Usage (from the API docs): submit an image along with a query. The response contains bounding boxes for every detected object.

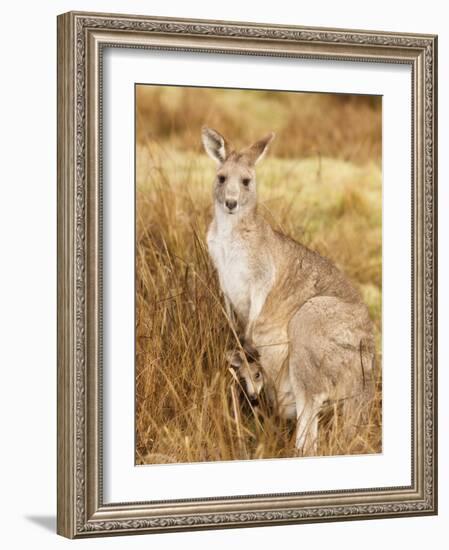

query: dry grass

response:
[135,86,382,465]
[136,85,382,165]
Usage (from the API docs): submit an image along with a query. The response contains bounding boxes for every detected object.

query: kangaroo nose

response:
[225,200,237,211]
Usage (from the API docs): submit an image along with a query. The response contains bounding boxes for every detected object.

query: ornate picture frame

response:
[57,11,437,538]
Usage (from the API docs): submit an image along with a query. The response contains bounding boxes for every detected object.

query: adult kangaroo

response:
[202,127,376,454]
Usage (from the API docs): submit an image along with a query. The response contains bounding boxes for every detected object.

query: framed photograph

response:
[57,11,438,538]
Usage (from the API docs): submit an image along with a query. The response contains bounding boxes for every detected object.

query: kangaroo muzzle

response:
[225,199,237,211]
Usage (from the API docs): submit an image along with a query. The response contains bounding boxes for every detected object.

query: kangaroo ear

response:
[226,350,243,369]
[201,127,229,165]
[243,132,275,166]
[243,342,260,363]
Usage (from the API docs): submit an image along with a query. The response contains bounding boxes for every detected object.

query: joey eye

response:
[218,175,226,184]
[254,372,261,380]
[242,177,251,187]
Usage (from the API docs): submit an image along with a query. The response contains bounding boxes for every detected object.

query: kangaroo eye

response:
[242,178,251,187]
[254,372,261,380]
[218,175,226,184]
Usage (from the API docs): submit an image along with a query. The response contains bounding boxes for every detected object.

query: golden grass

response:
[135,86,382,465]
[136,85,382,165]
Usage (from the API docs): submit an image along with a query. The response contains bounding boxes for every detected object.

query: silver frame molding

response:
[57,11,438,538]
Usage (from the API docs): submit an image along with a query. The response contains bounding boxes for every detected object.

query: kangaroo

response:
[226,348,265,406]
[203,127,376,454]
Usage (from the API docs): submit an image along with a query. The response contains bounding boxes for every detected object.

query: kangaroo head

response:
[201,127,275,216]
[226,349,265,404]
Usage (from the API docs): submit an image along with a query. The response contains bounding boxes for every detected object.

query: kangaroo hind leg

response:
[295,393,326,456]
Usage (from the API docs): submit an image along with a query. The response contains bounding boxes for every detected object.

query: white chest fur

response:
[207,224,252,322]
[207,209,276,329]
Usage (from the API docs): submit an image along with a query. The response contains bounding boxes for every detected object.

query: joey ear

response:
[243,132,275,166]
[243,342,260,364]
[201,127,229,165]
[226,350,243,369]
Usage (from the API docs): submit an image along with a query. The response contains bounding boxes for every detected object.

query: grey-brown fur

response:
[202,127,376,454]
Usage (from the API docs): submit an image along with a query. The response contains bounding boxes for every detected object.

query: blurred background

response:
[135,85,382,465]
[136,85,381,164]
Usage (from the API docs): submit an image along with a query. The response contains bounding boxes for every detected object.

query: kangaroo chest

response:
[207,229,252,322]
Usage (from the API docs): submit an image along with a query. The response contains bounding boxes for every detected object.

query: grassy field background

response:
[135,85,382,464]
